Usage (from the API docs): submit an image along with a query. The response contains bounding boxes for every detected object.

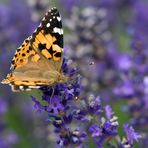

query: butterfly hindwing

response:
[10,37,36,70]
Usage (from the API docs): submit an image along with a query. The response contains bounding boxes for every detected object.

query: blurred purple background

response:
[0,0,147,147]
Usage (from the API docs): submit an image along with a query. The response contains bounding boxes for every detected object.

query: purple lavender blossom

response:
[105,105,114,120]
[123,124,142,144]
[89,124,102,137]
[31,96,43,112]
[31,58,141,147]
[46,96,64,114]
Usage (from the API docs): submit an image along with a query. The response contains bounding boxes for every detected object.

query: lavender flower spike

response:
[31,58,141,147]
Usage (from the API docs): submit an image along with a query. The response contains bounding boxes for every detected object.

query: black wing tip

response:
[51,7,57,10]
[49,7,60,15]
[48,7,58,13]
[43,7,60,20]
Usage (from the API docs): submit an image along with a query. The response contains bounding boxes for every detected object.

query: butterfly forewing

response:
[30,7,63,71]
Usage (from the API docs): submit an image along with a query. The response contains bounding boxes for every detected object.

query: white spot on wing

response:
[28,86,40,89]
[19,86,24,90]
[46,23,50,27]
[57,16,61,21]
[53,27,63,35]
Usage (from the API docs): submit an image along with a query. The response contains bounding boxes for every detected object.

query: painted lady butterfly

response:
[2,7,68,91]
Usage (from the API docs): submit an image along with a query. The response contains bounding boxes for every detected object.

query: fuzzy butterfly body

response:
[2,7,68,91]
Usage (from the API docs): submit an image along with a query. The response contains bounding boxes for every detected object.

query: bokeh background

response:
[0,0,147,147]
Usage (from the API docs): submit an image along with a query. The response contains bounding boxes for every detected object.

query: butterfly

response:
[1,7,68,91]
